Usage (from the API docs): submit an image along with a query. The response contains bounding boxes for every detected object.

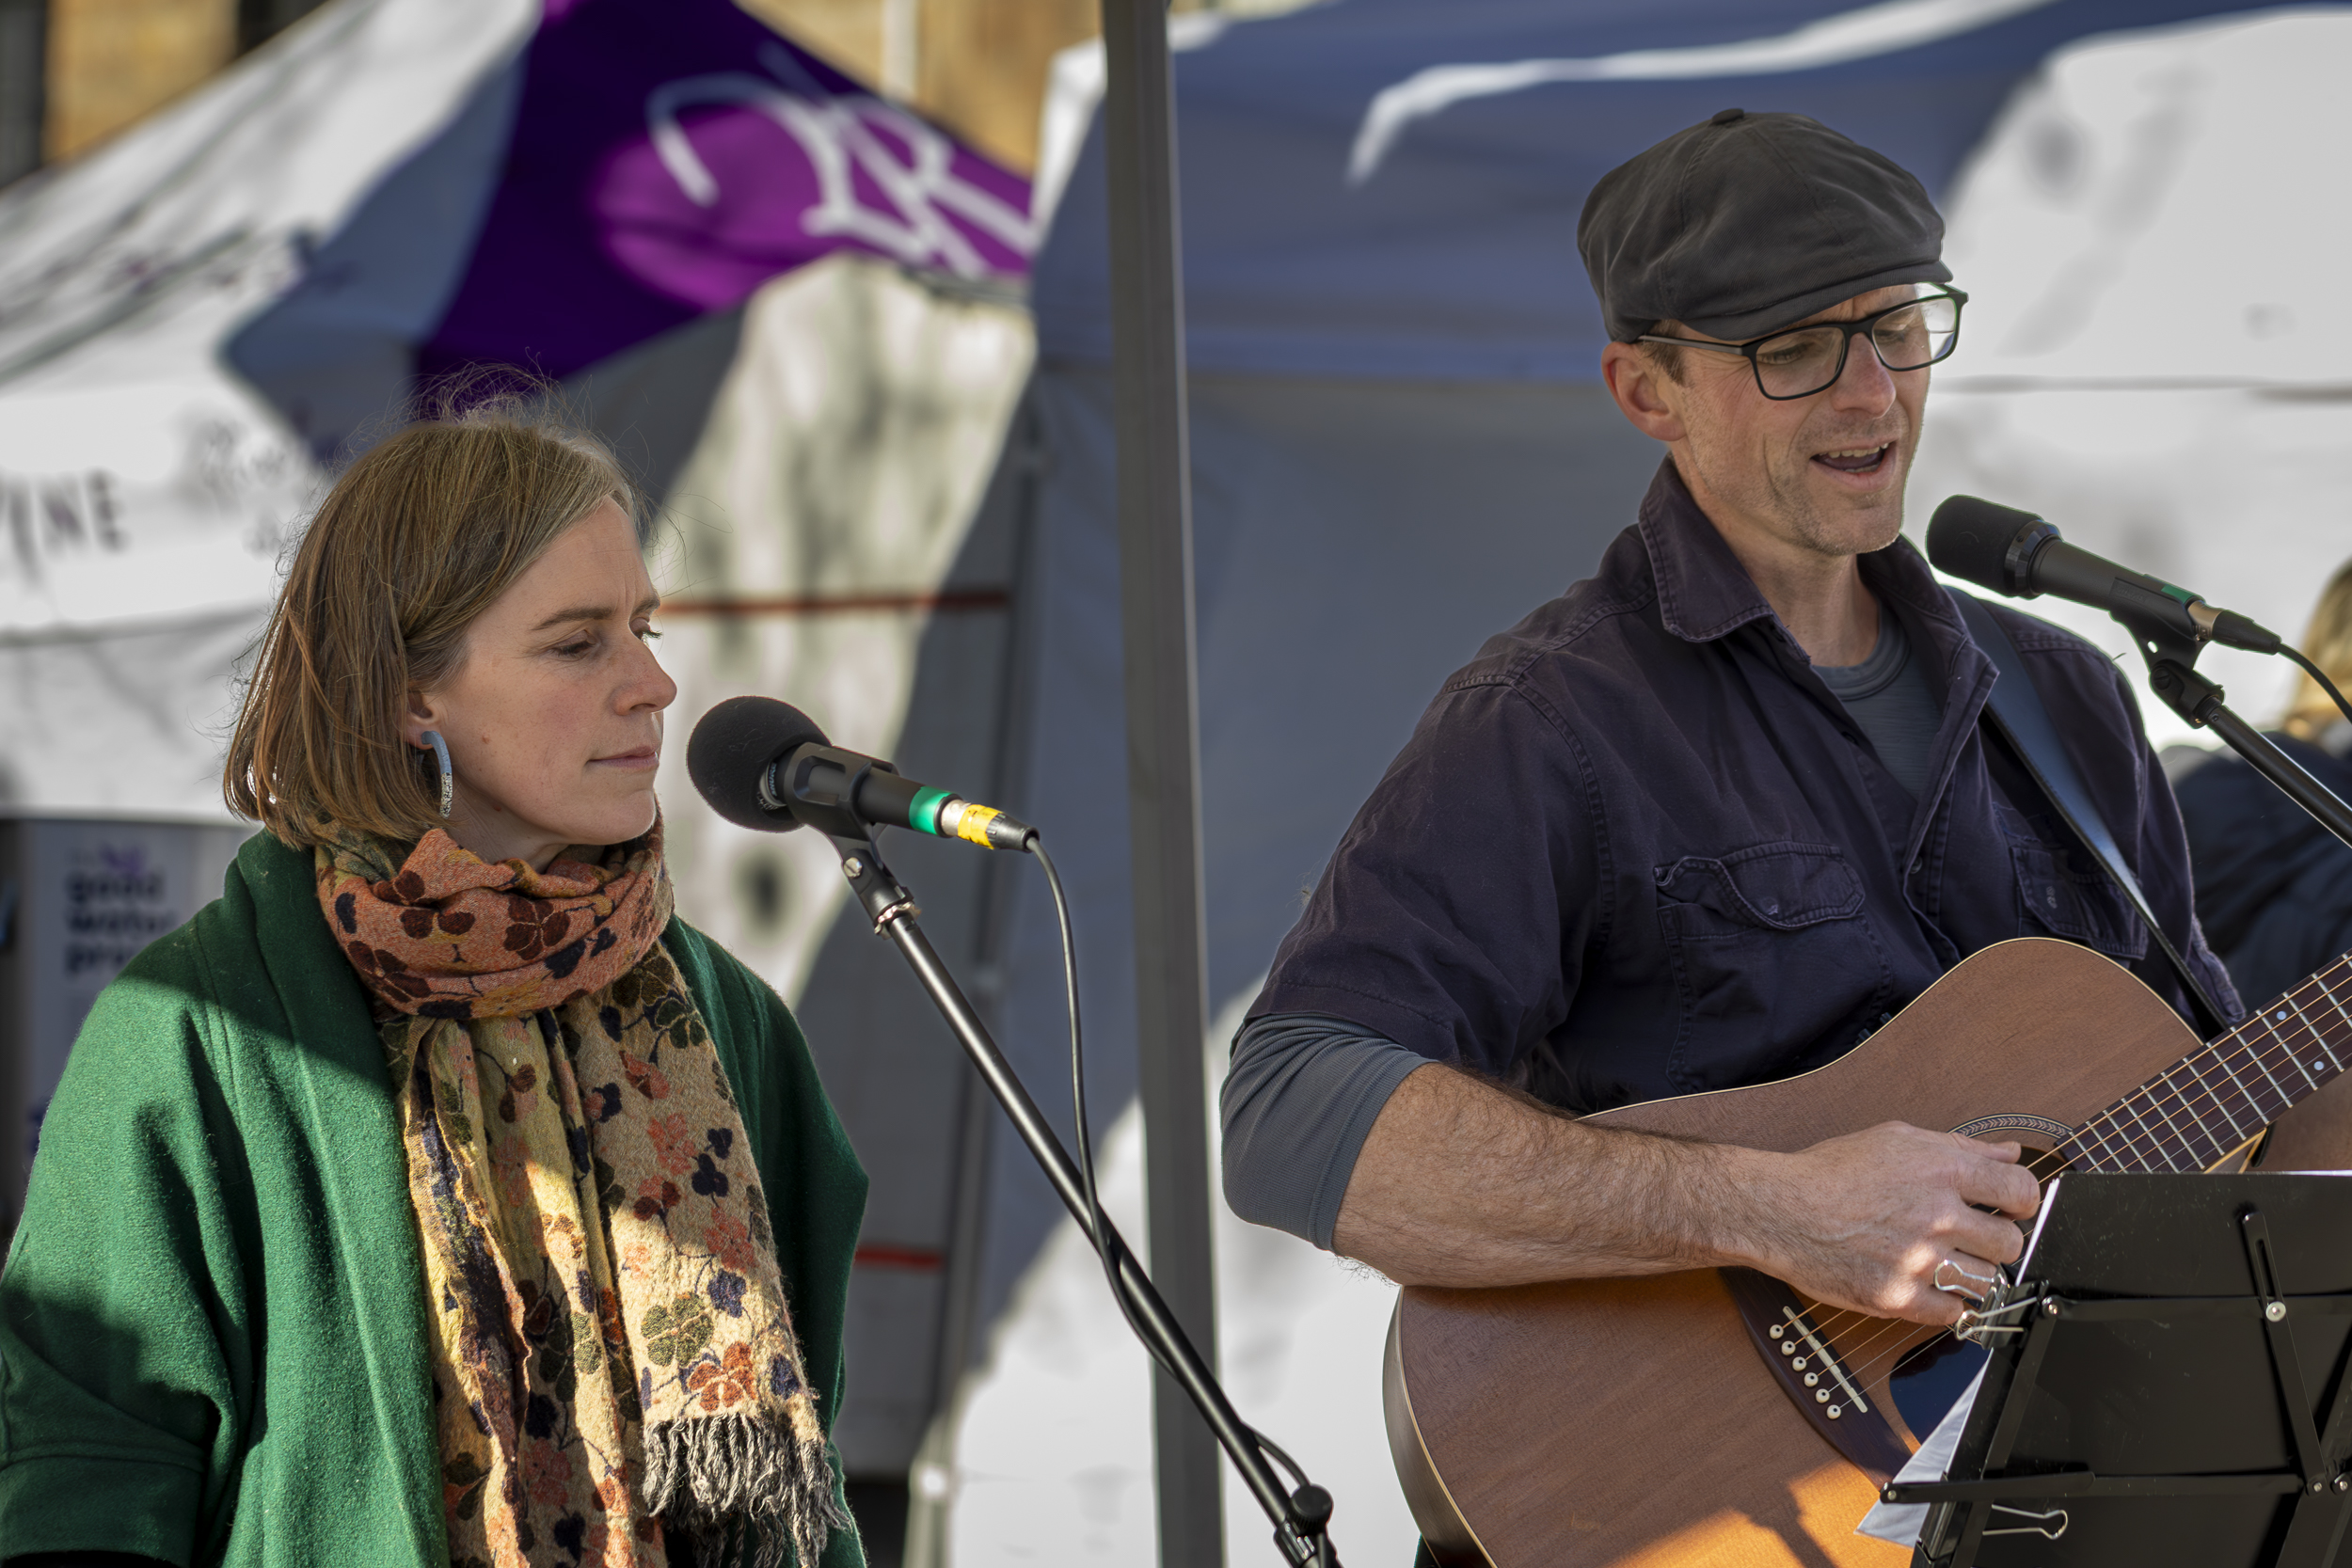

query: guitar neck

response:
[2065,951,2352,1172]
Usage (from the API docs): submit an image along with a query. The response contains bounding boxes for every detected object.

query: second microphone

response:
[687,695,1037,850]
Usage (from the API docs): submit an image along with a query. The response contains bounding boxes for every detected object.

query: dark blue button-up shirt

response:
[1251,460,2238,1113]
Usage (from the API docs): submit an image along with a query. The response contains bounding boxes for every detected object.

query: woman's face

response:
[405,499,676,869]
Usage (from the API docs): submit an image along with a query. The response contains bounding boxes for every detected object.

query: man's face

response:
[1640,285,1931,562]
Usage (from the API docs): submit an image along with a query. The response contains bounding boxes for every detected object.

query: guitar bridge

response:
[1767,1303,1871,1418]
[1724,1266,1912,1483]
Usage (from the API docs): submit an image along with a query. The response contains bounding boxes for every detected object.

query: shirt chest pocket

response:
[1652,843,1893,1095]
[2010,841,2148,961]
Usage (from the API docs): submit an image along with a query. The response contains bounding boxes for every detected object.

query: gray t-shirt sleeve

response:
[1219,1011,1430,1250]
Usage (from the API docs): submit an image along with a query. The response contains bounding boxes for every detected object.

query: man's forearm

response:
[1332,1061,2039,1328]
[1332,1062,1776,1287]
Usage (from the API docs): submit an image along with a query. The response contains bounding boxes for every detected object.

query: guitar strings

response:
[1762,964,2352,1414]
[1773,1143,2076,1394]
[1816,1143,2087,1394]
[1802,1141,2074,1376]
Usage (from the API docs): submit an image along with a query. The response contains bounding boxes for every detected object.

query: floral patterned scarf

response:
[316,819,847,1568]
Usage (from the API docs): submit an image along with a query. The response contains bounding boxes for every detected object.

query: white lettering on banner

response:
[644,42,1038,280]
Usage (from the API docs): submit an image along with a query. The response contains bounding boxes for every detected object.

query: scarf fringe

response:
[644,1411,851,1568]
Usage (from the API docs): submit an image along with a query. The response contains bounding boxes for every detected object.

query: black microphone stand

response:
[2120,610,2352,851]
[827,832,1341,1567]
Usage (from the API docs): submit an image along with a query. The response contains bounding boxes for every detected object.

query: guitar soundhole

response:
[1889,1330,1989,1440]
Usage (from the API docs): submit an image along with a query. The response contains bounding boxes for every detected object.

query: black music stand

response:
[1885,1173,2352,1568]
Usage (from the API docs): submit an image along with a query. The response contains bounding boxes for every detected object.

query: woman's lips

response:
[592,747,660,771]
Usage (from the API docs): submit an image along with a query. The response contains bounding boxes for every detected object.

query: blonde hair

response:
[224,401,640,847]
[2283,561,2352,742]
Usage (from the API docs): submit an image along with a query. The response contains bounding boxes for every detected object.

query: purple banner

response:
[421,0,1035,384]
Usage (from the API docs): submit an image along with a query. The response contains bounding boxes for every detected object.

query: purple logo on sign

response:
[421,0,1034,385]
[601,41,1034,309]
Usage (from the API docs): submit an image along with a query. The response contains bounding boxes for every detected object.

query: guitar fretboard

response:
[2060,955,2352,1173]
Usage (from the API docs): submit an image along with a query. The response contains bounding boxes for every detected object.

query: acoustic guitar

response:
[1384,936,2352,1567]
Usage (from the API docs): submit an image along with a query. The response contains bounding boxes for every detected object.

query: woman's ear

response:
[401,687,445,752]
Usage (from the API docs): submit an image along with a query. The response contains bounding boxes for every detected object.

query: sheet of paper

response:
[1855,1361,1989,1546]
[1853,1169,2075,1546]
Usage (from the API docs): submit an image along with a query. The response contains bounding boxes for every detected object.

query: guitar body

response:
[1385,938,2223,1568]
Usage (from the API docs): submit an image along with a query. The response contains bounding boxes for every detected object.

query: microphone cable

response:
[2282,644,2352,734]
[1031,836,1334,1560]
[1029,837,1136,1341]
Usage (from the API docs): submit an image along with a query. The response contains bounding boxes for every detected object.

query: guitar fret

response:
[2312,971,2352,1065]
[2076,1110,2134,1173]
[2156,1073,2226,1166]
[2070,1123,2126,1170]
[2208,1040,2272,1136]
[2176,1053,2246,1148]
[2264,1006,2324,1096]
[2103,1111,2156,1173]
[2145,1074,2211,1170]
[2292,988,2348,1077]
[2087,1103,2146,1173]
[2276,1000,2337,1100]
[2199,1053,2259,1145]
[2118,1095,2181,1171]
[2281,996,2336,1094]
[2118,1088,2194,1173]
[2067,952,2352,1179]
[2149,1076,2213,1171]
[2239,1037,2296,1123]
[2076,1115,2131,1173]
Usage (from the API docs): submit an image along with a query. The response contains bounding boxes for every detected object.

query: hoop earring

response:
[420,730,453,819]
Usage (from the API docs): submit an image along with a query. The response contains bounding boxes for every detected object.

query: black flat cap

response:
[1578,108,1951,343]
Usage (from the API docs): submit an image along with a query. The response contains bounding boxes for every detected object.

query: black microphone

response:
[1927,495,2280,653]
[686,695,1036,850]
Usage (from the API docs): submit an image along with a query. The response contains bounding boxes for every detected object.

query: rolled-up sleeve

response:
[1220,1013,1430,1250]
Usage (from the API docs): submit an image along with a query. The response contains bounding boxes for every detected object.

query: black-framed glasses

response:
[1638,289,1967,401]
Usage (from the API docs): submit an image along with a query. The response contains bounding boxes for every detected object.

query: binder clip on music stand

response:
[1883,1172,2352,1568]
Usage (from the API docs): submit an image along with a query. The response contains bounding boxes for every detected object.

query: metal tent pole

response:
[1096,1,1225,1563]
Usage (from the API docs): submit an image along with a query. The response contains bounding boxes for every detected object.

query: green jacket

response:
[0,831,868,1568]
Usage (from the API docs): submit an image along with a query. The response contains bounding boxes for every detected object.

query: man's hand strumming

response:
[1738,1120,2042,1327]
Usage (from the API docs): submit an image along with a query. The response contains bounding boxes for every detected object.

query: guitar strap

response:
[1947,588,2233,1037]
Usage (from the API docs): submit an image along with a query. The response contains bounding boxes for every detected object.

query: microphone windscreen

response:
[687,696,830,832]
[1926,495,2050,596]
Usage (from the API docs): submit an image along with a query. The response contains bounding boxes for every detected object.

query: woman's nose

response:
[624,634,677,712]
